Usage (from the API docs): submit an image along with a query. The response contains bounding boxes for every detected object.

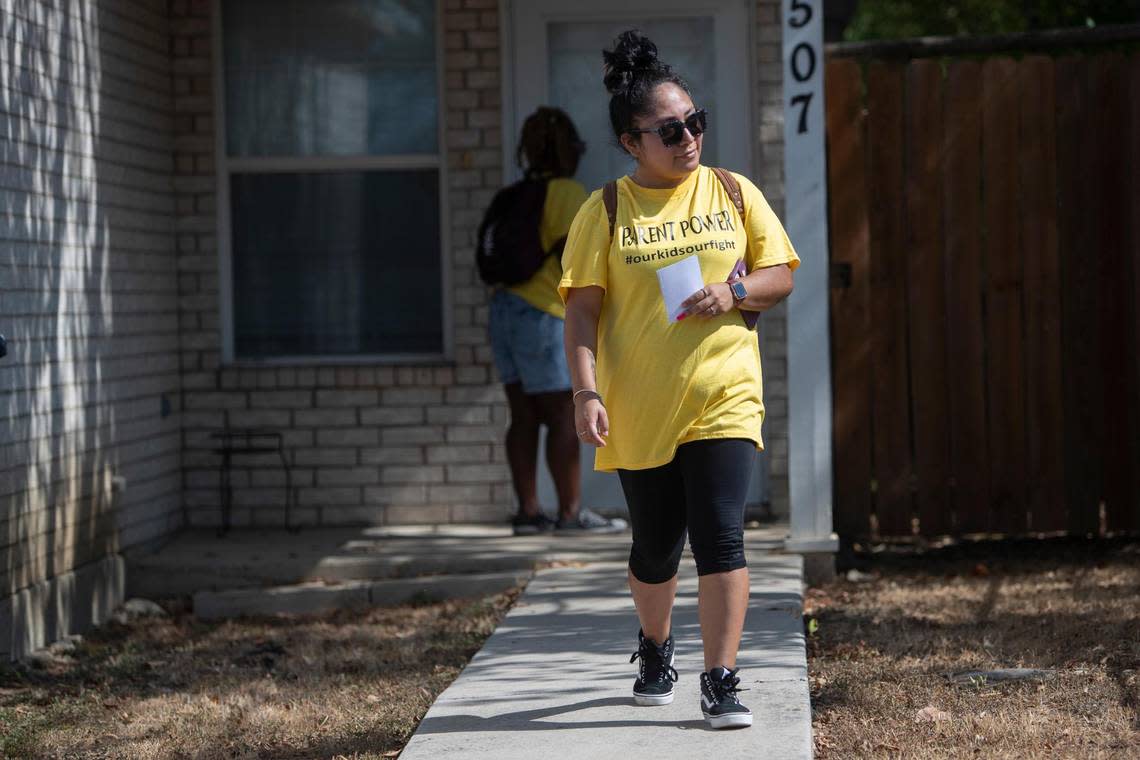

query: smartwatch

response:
[729,279,748,304]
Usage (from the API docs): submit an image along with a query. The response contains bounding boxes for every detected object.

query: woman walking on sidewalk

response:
[559,31,799,728]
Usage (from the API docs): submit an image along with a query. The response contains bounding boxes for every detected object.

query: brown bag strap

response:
[603,181,618,238]
[604,168,744,240]
[710,166,745,220]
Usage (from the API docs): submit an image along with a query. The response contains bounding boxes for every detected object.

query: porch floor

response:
[125,523,788,596]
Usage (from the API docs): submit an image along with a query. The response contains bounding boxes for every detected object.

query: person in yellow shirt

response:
[489,107,628,536]
[559,31,799,728]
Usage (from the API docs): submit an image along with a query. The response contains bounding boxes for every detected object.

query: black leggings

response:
[618,438,755,584]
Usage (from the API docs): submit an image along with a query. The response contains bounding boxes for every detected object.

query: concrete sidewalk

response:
[126,524,812,754]
[401,557,811,760]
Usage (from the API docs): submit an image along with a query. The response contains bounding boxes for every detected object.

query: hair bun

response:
[602,30,663,95]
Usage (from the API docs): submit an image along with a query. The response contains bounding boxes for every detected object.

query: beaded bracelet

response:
[572,389,603,404]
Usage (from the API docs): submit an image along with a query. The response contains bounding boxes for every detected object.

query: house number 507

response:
[786,0,818,135]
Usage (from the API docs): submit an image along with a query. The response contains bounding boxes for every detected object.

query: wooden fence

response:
[825,41,1140,540]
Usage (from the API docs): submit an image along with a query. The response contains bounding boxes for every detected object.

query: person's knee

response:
[505,387,539,429]
[506,414,538,440]
[629,543,683,584]
[691,532,747,576]
[533,391,574,431]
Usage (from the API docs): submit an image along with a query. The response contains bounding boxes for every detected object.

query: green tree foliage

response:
[844,0,1140,41]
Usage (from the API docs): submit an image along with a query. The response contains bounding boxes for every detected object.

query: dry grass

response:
[807,538,1140,759]
[0,588,520,760]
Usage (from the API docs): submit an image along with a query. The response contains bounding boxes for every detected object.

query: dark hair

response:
[516,106,585,178]
[602,30,691,153]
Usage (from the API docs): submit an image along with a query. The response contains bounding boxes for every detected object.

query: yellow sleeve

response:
[540,178,588,252]
[558,189,611,303]
[733,172,801,273]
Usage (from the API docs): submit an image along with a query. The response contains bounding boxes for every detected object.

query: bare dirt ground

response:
[0,589,520,759]
[806,537,1140,759]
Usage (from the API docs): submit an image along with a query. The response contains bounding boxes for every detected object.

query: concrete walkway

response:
[127,525,812,757]
[401,556,811,760]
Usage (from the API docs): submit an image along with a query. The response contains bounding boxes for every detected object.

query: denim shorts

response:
[488,290,572,394]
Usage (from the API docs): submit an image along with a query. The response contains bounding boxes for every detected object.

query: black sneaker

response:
[629,629,678,705]
[555,508,628,534]
[511,512,555,536]
[700,666,752,728]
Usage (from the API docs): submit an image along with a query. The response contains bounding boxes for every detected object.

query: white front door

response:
[505,0,767,514]
[506,0,753,191]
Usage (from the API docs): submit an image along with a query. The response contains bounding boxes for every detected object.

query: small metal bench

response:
[210,428,297,535]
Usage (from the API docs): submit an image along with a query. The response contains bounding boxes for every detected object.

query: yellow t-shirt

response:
[558,165,800,472]
[507,177,588,319]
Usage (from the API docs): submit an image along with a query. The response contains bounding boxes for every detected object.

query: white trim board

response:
[782,0,837,553]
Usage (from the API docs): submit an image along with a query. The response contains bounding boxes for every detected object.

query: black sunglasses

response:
[626,109,708,147]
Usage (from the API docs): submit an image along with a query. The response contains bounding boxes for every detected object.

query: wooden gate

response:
[825,41,1140,540]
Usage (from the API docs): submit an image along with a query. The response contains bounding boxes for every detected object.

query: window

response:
[218,0,446,361]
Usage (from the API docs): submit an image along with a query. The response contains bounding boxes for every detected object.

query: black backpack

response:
[475,176,551,285]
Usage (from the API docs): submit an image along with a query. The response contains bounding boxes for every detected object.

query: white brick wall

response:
[1,0,181,657]
[754,0,791,517]
[174,0,513,528]
[171,0,792,527]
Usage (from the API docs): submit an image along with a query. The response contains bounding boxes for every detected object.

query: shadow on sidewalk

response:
[417,696,711,733]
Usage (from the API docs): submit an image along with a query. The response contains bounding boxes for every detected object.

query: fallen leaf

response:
[916,705,952,723]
